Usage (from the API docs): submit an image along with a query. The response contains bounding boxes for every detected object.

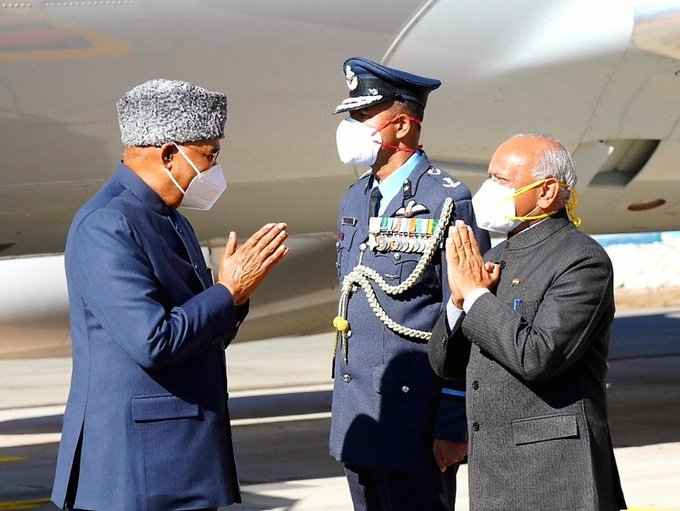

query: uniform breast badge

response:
[395,200,429,217]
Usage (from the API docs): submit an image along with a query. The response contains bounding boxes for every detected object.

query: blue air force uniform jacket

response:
[52,164,246,511]
[330,154,489,471]
[429,211,626,510]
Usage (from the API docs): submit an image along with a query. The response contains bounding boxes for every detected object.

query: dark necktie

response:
[369,187,382,217]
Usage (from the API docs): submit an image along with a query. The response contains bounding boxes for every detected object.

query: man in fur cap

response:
[52,79,289,511]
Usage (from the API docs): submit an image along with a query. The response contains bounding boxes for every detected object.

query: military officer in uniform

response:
[329,57,490,511]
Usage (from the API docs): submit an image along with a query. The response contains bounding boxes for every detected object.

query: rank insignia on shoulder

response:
[442,177,461,188]
[368,216,439,253]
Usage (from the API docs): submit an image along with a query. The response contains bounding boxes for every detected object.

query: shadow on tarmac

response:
[610,311,680,360]
[607,311,680,447]
[1,310,679,509]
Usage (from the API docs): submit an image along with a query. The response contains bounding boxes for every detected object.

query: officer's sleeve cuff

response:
[441,388,466,398]
[433,397,467,441]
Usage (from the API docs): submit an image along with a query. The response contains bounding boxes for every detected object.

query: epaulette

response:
[422,165,463,191]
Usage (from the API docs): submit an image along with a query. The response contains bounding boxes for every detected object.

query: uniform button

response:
[393,253,401,260]
[472,422,480,431]
[401,385,410,393]
[346,330,352,338]
[336,241,340,248]
[472,381,479,390]
[342,374,352,383]
[359,243,367,252]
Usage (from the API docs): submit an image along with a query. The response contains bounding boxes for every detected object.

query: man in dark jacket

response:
[430,132,626,511]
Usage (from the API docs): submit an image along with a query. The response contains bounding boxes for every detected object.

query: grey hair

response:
[511,131,577,207]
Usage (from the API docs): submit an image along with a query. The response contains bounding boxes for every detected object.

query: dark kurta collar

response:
[111,163,212,289]
[505,209,572,251]
[111,162,172,216]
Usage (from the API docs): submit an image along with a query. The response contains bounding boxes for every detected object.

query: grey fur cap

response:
[117,79,227,147]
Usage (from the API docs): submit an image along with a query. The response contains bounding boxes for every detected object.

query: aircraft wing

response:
[1,0,680,258]
[1,0,680,357]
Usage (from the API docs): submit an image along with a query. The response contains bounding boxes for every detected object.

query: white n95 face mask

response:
[180,163,227,210]
[471,179,521,233]
[167,144,227,210]
[336,117,382,166]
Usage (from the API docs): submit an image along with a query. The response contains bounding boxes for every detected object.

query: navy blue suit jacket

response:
[330,154,489,471]
[52,164,247,511]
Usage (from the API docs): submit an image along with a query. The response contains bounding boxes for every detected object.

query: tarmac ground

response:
[1,305,679,510]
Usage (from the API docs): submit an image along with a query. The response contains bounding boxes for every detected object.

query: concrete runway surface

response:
[1,307,679,511]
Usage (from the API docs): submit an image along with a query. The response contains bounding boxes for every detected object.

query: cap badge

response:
[345,65,358,91]
[368,88,378,96]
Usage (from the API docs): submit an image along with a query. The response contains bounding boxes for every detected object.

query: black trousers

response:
[344,463,458,511]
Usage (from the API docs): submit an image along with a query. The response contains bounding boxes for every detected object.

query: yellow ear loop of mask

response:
[505,179,557,222]
[564,185,581,228]
[510,178,550,198]
[504,179,581,226]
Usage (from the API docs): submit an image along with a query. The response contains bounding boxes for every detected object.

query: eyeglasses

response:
[178,144,220,168]
[204,148,220,167]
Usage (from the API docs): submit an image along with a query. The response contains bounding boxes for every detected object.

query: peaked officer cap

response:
[333,57,441,114]
[117,79,227,147]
